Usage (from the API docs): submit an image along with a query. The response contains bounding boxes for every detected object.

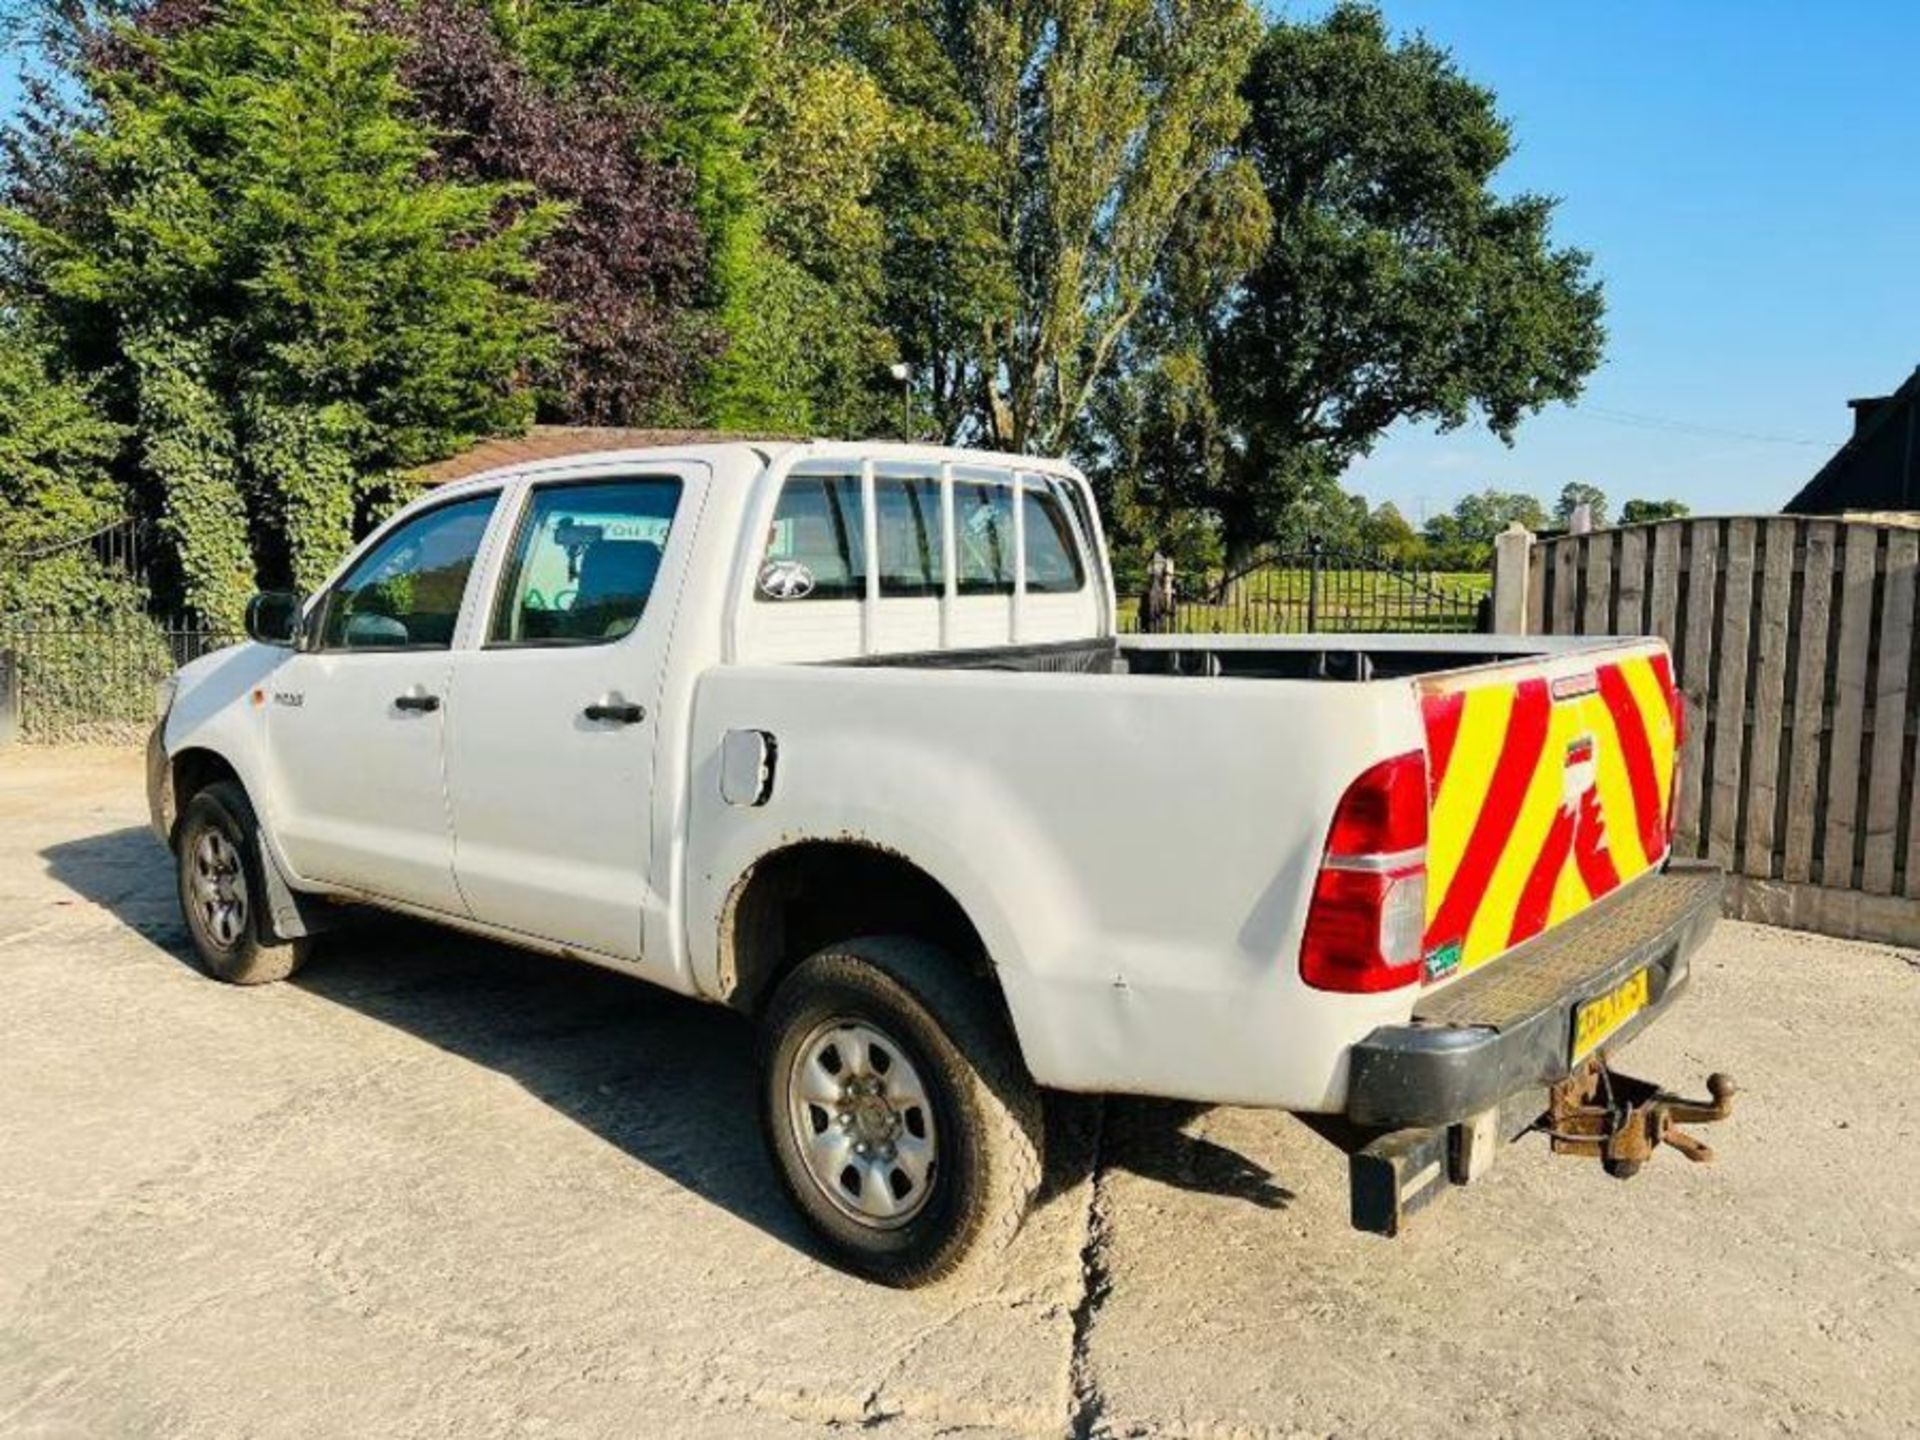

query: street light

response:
[889,362,913,440]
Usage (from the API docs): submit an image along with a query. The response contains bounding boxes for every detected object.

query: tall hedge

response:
[4,0,557,623]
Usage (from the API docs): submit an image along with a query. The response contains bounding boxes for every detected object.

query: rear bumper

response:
[1344,861,1724,1129]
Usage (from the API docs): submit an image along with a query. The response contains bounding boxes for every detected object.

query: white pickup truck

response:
[150,436,1727,1285]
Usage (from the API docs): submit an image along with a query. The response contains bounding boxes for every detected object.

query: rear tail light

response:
[1300,750,1428,993]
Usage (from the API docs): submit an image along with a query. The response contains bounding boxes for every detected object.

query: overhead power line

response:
[1572,405,1841,450]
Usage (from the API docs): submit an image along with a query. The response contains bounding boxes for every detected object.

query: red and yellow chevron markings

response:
[1419,645,1679,979]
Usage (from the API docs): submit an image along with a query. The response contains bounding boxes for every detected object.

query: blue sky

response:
[5,6,1915,522]
[1282,0,1920,522]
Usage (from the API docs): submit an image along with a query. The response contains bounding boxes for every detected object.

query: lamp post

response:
[889,362,913,440]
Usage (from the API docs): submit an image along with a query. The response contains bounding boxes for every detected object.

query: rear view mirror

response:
[245,591,303,648]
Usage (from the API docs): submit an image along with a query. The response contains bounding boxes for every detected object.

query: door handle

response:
[583,701,646,724]
[394,692,441,713]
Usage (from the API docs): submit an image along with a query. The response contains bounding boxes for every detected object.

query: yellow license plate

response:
[1572,968,1651,1062]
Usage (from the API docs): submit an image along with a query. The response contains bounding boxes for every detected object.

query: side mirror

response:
[244,591,303,648]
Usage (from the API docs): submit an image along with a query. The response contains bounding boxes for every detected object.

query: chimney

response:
[1848,395,1892,439]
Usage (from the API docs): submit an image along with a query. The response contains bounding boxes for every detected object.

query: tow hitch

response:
[1541,1056,1736,1178]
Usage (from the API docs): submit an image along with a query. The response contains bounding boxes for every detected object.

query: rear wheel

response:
[175,781,310,986]
[758,937,1042,1287]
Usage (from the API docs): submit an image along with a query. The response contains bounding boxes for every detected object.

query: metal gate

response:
[1126,537,1489,635]
[0,519,234,744]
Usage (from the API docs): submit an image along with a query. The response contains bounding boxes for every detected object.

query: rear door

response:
[443,467,699,963]
[1418,640,1682,983]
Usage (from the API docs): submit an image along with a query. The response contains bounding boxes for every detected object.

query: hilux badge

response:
[758,559,816,600]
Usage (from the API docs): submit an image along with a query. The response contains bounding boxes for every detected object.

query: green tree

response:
[1422,487,1547,569]
[5,0,556,623]
[1154,3,1604,567]
[1554,481,1608,527]
[506,0,758,242]
[701,15,905,435]
[711,0,1264,449]
[1360,500,1420,560]
[1621,497,1690,523]
[502,0,767,426]
[924,0,1268,454]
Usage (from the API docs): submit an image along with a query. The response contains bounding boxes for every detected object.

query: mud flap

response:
[254,832,349,944]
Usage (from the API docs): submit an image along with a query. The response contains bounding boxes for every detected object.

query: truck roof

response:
[411,427,809,487]
[410,426,1089,494]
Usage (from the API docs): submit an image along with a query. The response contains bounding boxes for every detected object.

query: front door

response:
[264,492,500,914]
[444,470,695,962]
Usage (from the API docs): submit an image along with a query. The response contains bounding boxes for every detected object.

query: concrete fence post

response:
[1491,523,1534,635]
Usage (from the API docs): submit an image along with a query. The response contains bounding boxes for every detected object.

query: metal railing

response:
[0,516,238,744]
[0,615,235,745]
[1124,537,1490,635]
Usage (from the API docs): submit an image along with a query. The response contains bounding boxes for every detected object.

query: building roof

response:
[1784,367,1920,514]
[410,427,808,487]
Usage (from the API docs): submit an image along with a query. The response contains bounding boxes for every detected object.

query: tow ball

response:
[1541,1056,1736,1178]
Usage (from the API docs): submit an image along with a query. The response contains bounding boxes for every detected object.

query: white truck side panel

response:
[687,664,1430,1111]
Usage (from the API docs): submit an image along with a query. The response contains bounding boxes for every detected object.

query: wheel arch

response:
[717,838,1009,1027]
[161,746,244,849]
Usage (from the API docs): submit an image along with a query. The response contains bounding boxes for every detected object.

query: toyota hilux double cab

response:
[150,435,1728,1285]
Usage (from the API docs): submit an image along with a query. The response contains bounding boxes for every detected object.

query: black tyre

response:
[758,937,1043,1288]
[175,780,310,986]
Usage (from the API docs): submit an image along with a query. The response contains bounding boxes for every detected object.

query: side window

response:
[759,474,865,601]
[1022,484,1087,593]
[488,477,683,646]
[955,479,1015,596]
[319,494,498,651]
[875,476,943,598]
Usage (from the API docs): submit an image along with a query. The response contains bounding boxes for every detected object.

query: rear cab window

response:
[744,455,1099,659]
[1021,482,1087,594]
[875,475,944,598]
[759,473,864,601]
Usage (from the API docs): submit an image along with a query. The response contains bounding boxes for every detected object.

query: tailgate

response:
[1418,640,1681,984]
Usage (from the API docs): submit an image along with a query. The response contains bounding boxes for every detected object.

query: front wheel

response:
[758,938,1043,1288]
[175,780,310,986]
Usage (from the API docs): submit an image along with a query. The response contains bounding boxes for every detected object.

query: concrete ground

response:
[0,748,1915,1440]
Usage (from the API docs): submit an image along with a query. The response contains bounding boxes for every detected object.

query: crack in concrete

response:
[853,1294,997,1427]
[1062,1100,1113,1440]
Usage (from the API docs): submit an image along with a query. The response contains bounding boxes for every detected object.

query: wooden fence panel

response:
[1674,522,1720,857]
[1783,522,1837,884]
[1527,543,1547,636]
[1581,531,1614,635]
[1648,522,1683,646]
[1820,526,1878,889]
[1515,516,1920,942]
[1708,519,1757,867]
[1551,537,1580,634]
[1615,527,1648,635]
[1742,519,1797,879]
[1864,529,1918,894]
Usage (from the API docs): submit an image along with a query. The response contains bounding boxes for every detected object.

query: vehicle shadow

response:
[41,825,1300,1262]
[1103,1099,1297,1210]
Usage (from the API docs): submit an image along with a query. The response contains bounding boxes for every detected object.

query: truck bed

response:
[836,631,1620,681]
